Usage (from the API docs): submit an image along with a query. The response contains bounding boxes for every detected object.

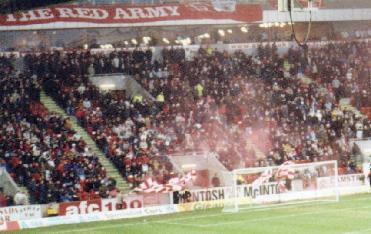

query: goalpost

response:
[223,160,339,212]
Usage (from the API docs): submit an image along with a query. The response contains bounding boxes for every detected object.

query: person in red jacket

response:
[0,188,7,207]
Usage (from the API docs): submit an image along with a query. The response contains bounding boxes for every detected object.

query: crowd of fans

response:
[24,51,176,189]
[22,40,370,191]
[0,56,117,204]
[138,42,370,173]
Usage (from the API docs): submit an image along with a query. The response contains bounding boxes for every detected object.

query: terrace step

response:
[40,90,130,193]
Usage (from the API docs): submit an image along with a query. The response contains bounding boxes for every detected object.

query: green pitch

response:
[11,193,371,234]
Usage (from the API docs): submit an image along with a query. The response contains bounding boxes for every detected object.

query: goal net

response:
[222,160,339,212]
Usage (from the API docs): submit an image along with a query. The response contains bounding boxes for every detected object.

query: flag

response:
[275,161,295,180]
[135,171,195,193]
[252,167,273,187]
[251,161,295,192]
[275,161,295,192]
[278,180,288,193]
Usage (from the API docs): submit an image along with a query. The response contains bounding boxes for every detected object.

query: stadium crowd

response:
[24,51,176,189]
[22,40,370,192]
[0,56,117,204]
[143,42,371,173]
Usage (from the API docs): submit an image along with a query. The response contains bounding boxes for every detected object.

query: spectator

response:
[211,174,221,187]
[0,188,8,207]
[13,191,28,205]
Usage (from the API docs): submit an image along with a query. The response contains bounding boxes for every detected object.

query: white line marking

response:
[199,212,318,227]
[194,203,371,228]
[351,196,371,201]
[156,221,204,228]
[197,205,371,227]
[154,196,371,224]
[343,227,371,234]
[51,222,148,234]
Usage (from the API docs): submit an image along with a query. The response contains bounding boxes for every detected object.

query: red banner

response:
[59,196,143,216]
[143,193,171,206]
[0,3,262,30]
[0,221,20,232]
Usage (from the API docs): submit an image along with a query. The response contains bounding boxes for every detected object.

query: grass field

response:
[10,193,371,234]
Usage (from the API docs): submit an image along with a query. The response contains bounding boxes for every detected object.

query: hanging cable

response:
[288,0,313,49]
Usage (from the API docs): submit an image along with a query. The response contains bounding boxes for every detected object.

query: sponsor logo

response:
[338,174,365,185]
[317,174,366,189]
[243,184,280,199]
[0,205,41,222]
[176,200,224,212]
[193,200,224,210]
[143,205,176,216]
[189,183,280,202]
[59,197,143,216]
[191,188,225,202]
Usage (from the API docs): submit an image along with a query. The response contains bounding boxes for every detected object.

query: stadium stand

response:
[1,0,371,232]
[23,51,175,189]
[150,42,370,172]
[20,39,370,194]
[0,56,117,204]
[0,0,368,200]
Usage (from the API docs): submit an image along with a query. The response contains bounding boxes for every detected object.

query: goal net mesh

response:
[222,160,339,212]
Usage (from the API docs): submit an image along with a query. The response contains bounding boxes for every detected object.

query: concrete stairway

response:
[40,91,130,193]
